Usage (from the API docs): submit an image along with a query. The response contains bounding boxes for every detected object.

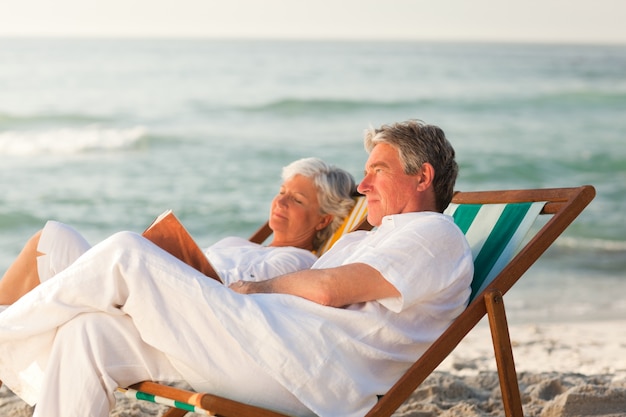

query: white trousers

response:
[39,312,181,417]
[36,220,93,283]
[0,231,311,417]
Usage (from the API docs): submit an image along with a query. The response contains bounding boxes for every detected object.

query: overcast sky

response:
[0,0,624,44]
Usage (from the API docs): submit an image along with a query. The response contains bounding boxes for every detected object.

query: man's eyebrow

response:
[365,161,390,172]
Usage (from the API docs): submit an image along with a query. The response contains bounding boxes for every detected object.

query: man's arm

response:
[229,263,400,308]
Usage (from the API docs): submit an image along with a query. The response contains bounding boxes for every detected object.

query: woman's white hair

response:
[282,157,356,251]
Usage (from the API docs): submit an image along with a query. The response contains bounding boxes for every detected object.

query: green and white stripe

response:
[117,387,212,415]
[445,202,545,301]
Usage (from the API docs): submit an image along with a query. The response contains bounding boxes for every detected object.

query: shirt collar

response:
[378,211,440,230]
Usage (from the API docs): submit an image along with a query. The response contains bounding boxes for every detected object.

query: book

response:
[142,210,222,283]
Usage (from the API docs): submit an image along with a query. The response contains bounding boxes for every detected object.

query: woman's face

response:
[269,174,331,250]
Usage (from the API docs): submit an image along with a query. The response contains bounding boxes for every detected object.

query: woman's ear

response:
[316,214,333,231]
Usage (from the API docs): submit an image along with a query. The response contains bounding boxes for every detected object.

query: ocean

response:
[0,38,624,324]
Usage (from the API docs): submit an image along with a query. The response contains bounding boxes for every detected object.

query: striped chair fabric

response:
[444,201,545,301]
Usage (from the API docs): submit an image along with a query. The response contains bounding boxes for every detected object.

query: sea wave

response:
[229,90,626,116]
[556,236,626,252]
[237,97,423,114]
[482,90,626,111]
[0,125,147,155]
[0,111,110,129]
[438,90,626,113]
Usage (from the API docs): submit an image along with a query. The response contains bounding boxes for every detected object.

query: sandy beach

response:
[1,319,624,416]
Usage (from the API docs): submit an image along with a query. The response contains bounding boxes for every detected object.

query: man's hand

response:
[228,264,399,308]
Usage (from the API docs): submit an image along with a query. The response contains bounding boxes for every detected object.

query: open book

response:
[142,210,221,283]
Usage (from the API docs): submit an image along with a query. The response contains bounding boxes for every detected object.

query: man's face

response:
[357,143,422,226]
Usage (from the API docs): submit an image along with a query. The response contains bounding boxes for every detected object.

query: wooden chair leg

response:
[485,290,524,417]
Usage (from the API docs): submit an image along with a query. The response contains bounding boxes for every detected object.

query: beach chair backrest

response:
[316,195,369,256]
[445,202,545,301]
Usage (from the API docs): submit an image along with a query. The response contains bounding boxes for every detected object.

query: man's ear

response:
[416,162,435,191]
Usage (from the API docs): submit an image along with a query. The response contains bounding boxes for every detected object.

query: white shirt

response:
[204,237,318,286]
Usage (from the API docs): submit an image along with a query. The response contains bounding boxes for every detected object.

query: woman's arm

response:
[229,263,400,308]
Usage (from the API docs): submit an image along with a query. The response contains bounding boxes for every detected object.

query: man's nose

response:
[357,178,370,194]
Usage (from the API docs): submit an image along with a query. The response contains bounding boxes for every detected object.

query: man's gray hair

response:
[364,119,458,212]
[282,157,356,251]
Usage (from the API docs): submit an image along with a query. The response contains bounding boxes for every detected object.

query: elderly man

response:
[0,120,473,417]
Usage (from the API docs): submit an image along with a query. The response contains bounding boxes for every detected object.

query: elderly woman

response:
[0,157,356,304]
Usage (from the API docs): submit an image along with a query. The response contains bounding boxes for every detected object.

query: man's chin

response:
[366,213,382,227]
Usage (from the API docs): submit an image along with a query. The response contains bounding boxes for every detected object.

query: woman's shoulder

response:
[211,236,259,249]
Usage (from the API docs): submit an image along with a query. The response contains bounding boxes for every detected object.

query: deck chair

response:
[119,185,595,417]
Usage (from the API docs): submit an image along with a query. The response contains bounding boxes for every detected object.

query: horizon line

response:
[1,34,625,47]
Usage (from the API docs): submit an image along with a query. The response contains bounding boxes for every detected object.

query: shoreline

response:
[1,319,625,416]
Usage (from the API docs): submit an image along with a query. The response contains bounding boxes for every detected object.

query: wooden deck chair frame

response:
[122,185,595,417]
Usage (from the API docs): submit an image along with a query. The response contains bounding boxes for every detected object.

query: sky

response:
[0,0,624,44]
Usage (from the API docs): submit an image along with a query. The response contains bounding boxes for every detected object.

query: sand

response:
[1,319,625,417]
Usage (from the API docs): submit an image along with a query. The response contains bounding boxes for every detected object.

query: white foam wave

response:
[0,125,147,155]
[557,236,626,252]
